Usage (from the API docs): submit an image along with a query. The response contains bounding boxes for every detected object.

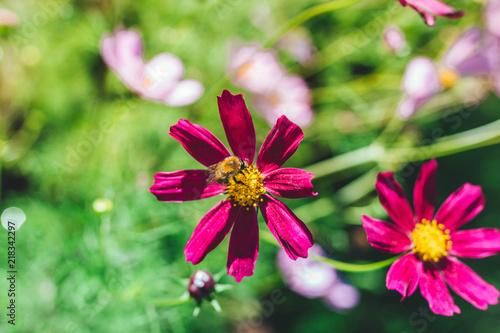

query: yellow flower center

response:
[411,219,452,262]
[226,164,266,208]
[236,61,254,80]
[438,68,460,89]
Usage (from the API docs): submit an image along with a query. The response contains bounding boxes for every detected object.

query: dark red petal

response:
[414,159,437,222]
[434,183,485,231]
[442,257,499,310]
[375,171,415,232]
[419,264,460,316]
[170,119,231,167]
[263,168,317,199]
[361,215,412,253]
[386,253,422,298]
[227,208,259,283]
[259,194,313,260]
[256,115,303,175]
[449,228,500,258]
[150,170,225,202]
[217,90,256,164]
[184,200,237,264]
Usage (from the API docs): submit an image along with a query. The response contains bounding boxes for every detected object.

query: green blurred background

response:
[2,0,500,332]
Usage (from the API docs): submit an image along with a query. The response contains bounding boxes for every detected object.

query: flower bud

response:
[188,270,215,302]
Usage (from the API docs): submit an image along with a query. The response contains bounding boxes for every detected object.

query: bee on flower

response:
[150,90,316,282]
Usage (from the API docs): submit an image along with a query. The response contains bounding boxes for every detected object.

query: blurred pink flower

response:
[362,159,500,316]
[228,44,315,127]
[0,8,18,27]
[397,57,441,119]
[277,28,317,66]
[397,26,500,119]
[398,0,464,26]
[485,0,500,37]
[382,25,406,53]
[100,29,203,107]
[252,75,314,128]
[323,282,360,311]
[150,90,315,282]
[277,245,338,298]
[228,44,285,94]
[277,244,360,311]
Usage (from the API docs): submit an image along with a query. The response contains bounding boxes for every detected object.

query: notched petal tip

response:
[217,90,257,164]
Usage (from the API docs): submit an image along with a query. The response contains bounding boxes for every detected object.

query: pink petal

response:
[263,168,317,199]
[227,208,259,282]
[493,70,500,97]
[403,0,464,27]
[397,57,440,119]
[100,29,145,92]
[228,44,285,94]
[442,257,499,310]
[150,170,225,202]
[434,183,485,231]
[455,37,500,76]
[256,115,303,175]
[442,28,483,70]
[170,119,231,167]
[375,171,415,232]
[485,0,500,37]
[413,159,437,222]
[449,228,500,258]
[419,265,460,316]
[397,95,434,120]
[382,25,406,53]
[386,253,422,298]
[259,194,313,260]
[217,90,257,164]
[140,53,184,100]
[184,200,237,264]
[361,215,412,253]
[252,75,314,128]
[163,79,204,107]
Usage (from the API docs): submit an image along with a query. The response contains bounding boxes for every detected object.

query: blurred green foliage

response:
[1,0,500,332]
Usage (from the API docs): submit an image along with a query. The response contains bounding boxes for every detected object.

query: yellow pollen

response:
[226,164,266,208]
[411,219,452,262]
[269,92,281,107]
[142,76,152,88]
[236,61,254,80]
[438,67,460,89]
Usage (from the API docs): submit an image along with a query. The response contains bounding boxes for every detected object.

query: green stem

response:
[263,0,362,48]
[261,229,401,272]
[306,118,500,180]
[310,253,402,272]
[152,295,192,307]
[386,118,500,162]
[305,145,380,180]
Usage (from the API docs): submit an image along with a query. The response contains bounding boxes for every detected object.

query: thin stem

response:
[305,145,381,180]
[152,294,192,307]
[260,229,401,272]
[310,253,402,272]
[263,0,362,48]
[305,118,500,180]
[386,118,500,162]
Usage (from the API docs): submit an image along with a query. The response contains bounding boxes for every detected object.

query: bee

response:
[206,156,247,185]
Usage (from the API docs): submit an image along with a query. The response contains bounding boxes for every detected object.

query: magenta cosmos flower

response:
[362,159,500,316]
[150,90,315,282]
[398,0,464,26]
[100,29,203,106]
